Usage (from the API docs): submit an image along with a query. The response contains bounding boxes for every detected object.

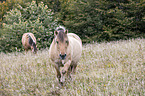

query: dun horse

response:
[22,33,37,54]
[49,27,82,85]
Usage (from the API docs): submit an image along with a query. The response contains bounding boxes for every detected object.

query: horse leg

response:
[67,63,77,81]
[67,66,72,79]
[72,63,77,74]
[61,60,71,74]
[60,60,71,82]
[54,64,61,82]
[25,49,28,54]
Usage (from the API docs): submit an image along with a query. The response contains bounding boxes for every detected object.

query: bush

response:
[1,1,58,52]
[0,0,30,28]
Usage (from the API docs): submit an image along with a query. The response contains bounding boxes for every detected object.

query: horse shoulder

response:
[68,36,82,62]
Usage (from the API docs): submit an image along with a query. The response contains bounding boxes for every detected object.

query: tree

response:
[96,0,145,41]
[57,0,145,42]
[57,0,103,42]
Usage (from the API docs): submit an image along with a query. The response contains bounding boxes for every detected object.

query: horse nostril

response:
[59,54,66,60]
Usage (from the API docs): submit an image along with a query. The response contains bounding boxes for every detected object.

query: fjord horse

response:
[22,33,37,54]
[49,27,82,85]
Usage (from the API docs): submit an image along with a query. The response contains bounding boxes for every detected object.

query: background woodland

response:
[0,0,145,52]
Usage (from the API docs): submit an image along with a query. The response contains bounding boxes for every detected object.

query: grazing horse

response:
[49,27,82,85]
[22,33,37,54]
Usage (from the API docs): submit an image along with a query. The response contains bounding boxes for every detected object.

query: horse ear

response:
[54,31,58,36]
[65,30,68,34]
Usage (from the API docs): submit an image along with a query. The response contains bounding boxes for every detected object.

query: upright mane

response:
[56,26,66,31]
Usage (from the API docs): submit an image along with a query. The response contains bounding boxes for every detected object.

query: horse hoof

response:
[58,82,64,88]
[60,82,63,86]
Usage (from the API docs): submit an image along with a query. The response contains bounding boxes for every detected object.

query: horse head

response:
[54,29,69,60]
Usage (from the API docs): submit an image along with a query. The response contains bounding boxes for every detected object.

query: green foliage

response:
[0,0,30,28]
[96,0,145,41]
[1,1,58,52]
[58,0,103,42]
[57,0,145,42]
[36,0,60,12]
[1,0,145,52]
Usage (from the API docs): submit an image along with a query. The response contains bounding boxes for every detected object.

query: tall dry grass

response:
[0,38,144,95]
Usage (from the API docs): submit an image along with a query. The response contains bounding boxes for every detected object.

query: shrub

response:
[0,0,30,28]
[1,1,58,52]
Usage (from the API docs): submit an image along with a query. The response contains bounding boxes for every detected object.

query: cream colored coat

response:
[49,33,82,65]
[49,33,82,83]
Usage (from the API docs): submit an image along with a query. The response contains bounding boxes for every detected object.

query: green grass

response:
[0,38,145,96]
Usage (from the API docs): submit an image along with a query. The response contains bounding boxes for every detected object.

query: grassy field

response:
[0,38,144,96]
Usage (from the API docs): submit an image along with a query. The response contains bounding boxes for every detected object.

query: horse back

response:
[67,33,82,46]
[22,33,36,49]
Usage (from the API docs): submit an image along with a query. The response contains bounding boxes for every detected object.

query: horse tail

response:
[27,34,37,52]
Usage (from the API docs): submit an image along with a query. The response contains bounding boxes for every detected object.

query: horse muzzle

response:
[59,54,66,60]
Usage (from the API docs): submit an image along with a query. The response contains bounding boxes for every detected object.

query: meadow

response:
[0,38,144,96]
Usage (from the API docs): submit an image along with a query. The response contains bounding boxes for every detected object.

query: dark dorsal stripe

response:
[57,30,66,42]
